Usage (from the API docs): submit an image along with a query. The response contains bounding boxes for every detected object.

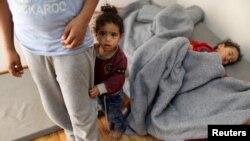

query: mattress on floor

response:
[0,70,60,141]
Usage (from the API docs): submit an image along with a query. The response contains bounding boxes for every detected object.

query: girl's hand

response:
[61,16,88,48]
[6,50,23,77]
[89,86,100,97]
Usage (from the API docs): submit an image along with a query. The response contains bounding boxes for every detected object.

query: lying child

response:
[189,39,242,66]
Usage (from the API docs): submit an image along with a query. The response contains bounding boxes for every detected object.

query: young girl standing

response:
[89,4,127,141]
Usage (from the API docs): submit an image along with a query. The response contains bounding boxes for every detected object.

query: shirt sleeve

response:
[97,83,108,95]
[190,40,215,52]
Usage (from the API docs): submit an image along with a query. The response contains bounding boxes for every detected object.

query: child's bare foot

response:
[110,130,123,141]
[103,125,111,134]
[104,122,113,134]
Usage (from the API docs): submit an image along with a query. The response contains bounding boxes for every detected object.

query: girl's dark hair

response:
[214,39,243,63]
[94,4,124,34]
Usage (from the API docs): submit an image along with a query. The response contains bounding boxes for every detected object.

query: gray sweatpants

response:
[22,48,99,141]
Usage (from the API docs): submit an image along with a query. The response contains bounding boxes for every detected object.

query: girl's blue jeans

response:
[98,90,126,132]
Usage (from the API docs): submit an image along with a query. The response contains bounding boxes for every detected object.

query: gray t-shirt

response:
[7,0,93,56]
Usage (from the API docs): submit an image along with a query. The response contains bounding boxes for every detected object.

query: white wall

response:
[1,0,250,71]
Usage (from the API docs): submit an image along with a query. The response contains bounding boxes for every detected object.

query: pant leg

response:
[97,95,105,112]
[21,49,75,140]
[53,48,99,141]
[106,91,126,132]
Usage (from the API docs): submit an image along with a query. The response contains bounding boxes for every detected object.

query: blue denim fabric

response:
[98,90,126,132]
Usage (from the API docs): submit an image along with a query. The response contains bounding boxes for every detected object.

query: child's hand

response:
[89,86,100,98]
[61,16,88,48]
[6,50,24,77]
[188,44,193,50]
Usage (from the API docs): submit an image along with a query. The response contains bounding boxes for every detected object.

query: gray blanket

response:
[121,1,250,140]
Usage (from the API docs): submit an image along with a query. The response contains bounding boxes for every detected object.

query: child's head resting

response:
[214,39,242,65]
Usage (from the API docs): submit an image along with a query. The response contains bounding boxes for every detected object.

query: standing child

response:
[89,4,127,141]
[189,39,242,66]
[0,0,99,141]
